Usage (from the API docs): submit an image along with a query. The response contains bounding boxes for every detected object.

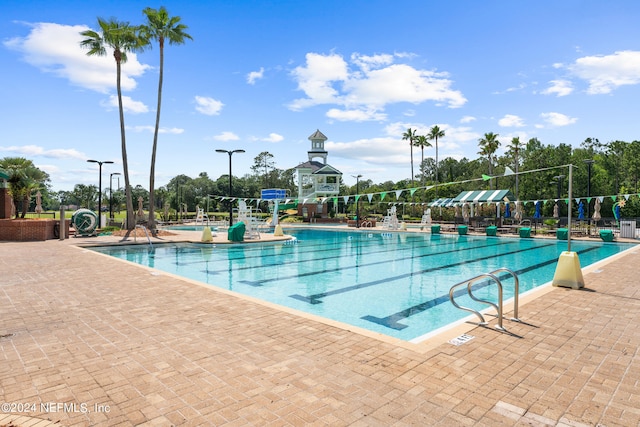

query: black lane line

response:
[287,241,534,303]
[168,233,430,267]
[186,235,456,275]
[239,239,511,286]
[362,246,599,330]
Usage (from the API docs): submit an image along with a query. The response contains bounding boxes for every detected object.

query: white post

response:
[567,164,573,253]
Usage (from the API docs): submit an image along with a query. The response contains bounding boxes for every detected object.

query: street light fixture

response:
[109,172,121,220]
[87,159,114,226]
[216,149,245,226]
[352,174,362,228]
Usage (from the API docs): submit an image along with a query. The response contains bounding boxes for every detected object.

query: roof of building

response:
[294,161,342,175]
[0,168,8,180]
[308,129,327,141]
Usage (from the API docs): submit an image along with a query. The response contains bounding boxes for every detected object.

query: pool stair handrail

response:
[134,224,153,249]
[448,267,521,331]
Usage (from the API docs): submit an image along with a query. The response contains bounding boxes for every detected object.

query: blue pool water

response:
[91,229,635,342]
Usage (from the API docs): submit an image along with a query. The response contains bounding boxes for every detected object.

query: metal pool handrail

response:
[448,268,521,331]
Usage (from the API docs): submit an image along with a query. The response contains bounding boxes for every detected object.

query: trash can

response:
[431,224,441,234]
[599,229,614,242]
[556,228,568,240]
[457,225,468,235]
[486,225,497,236]
[519,227,531,238]
[227,222,245,242]
[620,221,636,238]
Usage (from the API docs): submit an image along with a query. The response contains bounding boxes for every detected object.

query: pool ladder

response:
[134,224,153,249]
[449,267,521,332]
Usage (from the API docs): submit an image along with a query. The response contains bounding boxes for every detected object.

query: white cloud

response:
[326,108,386,122]
[213,131,239,141]
[195,96,224,115]
[0,144,87,160]
[128,125,184,134]
[568,50,640,94]
[289,52,349,110]
[539,112,578,127]
[541,79,573,97]
[288,51,466,118]
[498,114,525,127]
[460,116,476,123]
[247,67,264,85]
[261,133,284,143]
[4,22,149,93]
[101,95,148,113]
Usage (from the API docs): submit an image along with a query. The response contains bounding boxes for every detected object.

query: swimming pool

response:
[162,225,219,231]
[91,229,635,342]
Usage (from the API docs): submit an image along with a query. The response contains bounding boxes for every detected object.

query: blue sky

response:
[2,0,640,192]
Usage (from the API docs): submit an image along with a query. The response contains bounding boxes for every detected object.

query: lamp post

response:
[553,174,565,216]
[87,159,113,226]
[584,160,594,220]
[352,174,362,228]
[109,172,121,220]
[216,149,245,226]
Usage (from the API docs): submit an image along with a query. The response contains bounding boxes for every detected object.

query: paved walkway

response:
[1,229,639,426]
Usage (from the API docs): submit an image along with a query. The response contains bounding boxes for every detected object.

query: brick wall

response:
[0,219,70,241]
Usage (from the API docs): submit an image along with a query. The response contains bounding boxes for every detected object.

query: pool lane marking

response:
[362,246,600,330]
[238,239,514,287]
[288,241,550,304]
[171,232,444,267]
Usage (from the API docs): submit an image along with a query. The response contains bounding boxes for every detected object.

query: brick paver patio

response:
[1,231,639,426]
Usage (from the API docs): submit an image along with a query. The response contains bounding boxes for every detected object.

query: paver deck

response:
[1,228,639,426]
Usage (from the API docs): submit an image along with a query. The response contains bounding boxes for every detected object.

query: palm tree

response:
[141,7,192,233]
[506,136,522,198]
[413,135,432,185]
[427,125,445,198]
[402,128,417,185]
[478,132,501,189]
[0,157,48,217]
[80,18,145,230]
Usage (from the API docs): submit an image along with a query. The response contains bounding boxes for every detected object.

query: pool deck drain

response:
[1,228,639,425]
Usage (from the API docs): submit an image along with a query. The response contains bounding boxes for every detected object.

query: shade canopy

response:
[452,189,516,204]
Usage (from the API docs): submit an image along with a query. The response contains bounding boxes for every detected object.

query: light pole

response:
[584,160,594,220]
[87,159,114,225]
[553,174,565,216]
[109,172,121,220]
[352,174,362,228]
[216,149,245,226]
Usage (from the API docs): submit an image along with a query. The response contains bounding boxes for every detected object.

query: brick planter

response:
[0,219,70,241]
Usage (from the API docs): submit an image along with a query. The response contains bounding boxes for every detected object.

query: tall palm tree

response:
[80,18,145,230]
[427,125,445,197]
[402,128,417,185]
[478,132,501,189]
[506,136,522,198]
[141,7,192,233]
[414,135,431,185]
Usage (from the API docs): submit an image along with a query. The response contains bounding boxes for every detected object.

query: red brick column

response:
[0,188,12,219]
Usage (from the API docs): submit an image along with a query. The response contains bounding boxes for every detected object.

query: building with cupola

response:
[294,130,342,219]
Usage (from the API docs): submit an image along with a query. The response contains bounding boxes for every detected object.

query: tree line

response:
[3,136,640,219]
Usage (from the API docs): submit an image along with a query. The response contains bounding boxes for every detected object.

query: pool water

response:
[91,229,635,342]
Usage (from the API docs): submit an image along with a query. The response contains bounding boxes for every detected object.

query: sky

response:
[2,0,640,193]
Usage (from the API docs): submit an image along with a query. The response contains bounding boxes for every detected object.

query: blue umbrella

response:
[504,203,511,218]
[578,201,585,219]
[534,201,541,219]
